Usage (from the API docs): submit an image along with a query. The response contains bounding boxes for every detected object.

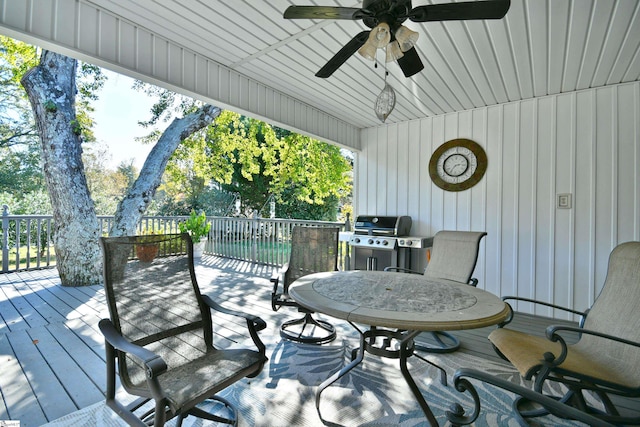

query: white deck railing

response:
[1,206,349,273]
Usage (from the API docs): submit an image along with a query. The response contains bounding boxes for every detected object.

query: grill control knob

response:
[382,240,389,246]
[353,237,360,243]
[405,240,413,246]
[367,239,374,244]
[399,239,405,245]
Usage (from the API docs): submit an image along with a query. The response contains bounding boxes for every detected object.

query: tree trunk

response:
[21,51,102,286]
[21,50,221,285]
[110,105,221,236]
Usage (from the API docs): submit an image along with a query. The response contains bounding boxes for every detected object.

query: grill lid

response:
[353,215,412,236]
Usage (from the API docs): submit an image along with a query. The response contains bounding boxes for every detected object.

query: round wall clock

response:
[428,138,487,192]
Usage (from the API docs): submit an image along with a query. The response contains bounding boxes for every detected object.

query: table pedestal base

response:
[315,323,448,427]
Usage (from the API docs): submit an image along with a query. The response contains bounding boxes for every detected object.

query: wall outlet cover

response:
[557,193,572,209]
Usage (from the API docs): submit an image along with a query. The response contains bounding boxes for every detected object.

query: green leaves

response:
[178,210,211,242]
[163,110,351,218]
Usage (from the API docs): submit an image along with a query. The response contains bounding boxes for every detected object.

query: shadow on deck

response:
[0,256,283,426]
[1,256,637,426]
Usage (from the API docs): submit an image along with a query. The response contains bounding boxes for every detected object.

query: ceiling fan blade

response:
[409,0,510,22]
[316,31,370,78]
[284,6,367,20]
[396,47,424,78]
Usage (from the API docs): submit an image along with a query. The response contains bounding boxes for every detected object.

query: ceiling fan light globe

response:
[370,22,391,48]
[358,41,378,61]
[385,41,404,63]
[395,25,419,52]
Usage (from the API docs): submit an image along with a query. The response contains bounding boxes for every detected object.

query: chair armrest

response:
[98,319,167,378]
[202,295,267,331]
[202,294,267,355]
[383,266,423,274]
[547,325,640,349]
[447,368,615,427]
[501,296,585,317]
[535,324,640,373]
[271,263,289,290]
[270,268,280,283]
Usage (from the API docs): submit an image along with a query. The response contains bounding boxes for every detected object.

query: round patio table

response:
[289,270,510,426]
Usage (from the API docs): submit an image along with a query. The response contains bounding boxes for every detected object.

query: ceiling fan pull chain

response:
[383,55,388,83]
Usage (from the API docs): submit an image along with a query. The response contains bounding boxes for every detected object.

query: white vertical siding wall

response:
[356,82,640,319]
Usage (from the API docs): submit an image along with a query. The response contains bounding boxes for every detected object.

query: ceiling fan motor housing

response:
[362,0,411,29]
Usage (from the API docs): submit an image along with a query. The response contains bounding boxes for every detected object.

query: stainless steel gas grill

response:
[349,215,432,271]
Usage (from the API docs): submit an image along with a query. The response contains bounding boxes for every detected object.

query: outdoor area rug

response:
[42,336,595,427]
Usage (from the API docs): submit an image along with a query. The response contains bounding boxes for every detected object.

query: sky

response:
[92,70,157,169]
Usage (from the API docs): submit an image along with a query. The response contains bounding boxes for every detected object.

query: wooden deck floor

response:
[0,257,278,426]
[0,258,636,426]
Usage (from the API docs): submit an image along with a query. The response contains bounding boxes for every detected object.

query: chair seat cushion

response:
[488,328,634,388]
[134,348,266,412]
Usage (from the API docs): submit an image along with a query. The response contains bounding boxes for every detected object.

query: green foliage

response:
[43,100,57,112]
[275,190,339,221]
[0,144,45,194]
[132,79,198,127]
[0,189,51,214]
[0,36,39,150]
[0,36,39,84]
[178,210,211,242]
[159,110,352,220]
[69,119,82,135]
[0,190,53,253]
[137,226,164,243]
[126,80,352,221]
[152,185,236,217]
[82,147,133,215]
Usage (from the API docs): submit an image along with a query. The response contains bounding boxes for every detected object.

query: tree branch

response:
[111,104,222,236]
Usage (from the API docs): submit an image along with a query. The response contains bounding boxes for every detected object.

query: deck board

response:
[6,281,53,328]
[12,272,90,321]
[44,322,106,391]
[1,259,637,426]
[63,315,107,361]
[0,288,20,333]
[8,328,78,423]
[0,286,36,332]
[26,324,104,409]
[0,331,49,426]
[11,279,67,325]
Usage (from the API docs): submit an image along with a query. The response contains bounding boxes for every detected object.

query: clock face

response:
[429,139,487,191]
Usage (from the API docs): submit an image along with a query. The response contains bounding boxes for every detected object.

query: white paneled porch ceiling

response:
[79,0,640,130]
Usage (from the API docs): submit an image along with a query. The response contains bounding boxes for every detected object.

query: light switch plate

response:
[557,193,572,209]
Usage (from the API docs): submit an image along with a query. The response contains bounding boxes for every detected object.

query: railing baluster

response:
[14,219,21,270]
[2,205,9,272]
[36,218,42,269]
[25,218,32,270]
[0,211,344,273]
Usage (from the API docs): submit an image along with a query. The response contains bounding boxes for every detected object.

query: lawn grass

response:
[211,239,291,265]
[1,246,57,272]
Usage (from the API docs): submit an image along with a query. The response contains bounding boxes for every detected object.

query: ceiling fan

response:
[284,0,511,78]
